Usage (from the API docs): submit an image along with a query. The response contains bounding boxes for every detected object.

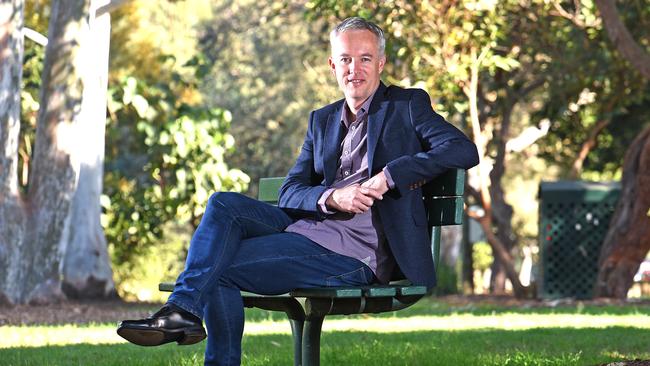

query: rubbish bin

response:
[538,181,621,299]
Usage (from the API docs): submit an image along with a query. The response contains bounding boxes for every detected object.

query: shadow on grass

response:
[243,297,650,322]
[1,327,648,366]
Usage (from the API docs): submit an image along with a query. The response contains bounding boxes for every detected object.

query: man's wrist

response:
[382,167,395,190]
[318,188,337,214]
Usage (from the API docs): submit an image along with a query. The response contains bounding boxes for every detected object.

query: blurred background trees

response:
[1,0,648,303]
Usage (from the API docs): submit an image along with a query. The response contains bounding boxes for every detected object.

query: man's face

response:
[329,29,385,109]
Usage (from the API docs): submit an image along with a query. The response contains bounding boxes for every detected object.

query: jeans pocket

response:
[326,266,372,287]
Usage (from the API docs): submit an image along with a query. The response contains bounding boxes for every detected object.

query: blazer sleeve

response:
[385,89,479,194]
[277,111,328,217]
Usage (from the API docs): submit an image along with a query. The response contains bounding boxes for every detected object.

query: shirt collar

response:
[340,87,378,127]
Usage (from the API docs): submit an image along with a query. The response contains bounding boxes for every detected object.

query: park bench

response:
[159,168,466,366]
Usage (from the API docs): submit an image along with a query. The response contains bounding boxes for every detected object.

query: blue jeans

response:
[167,192,375,366]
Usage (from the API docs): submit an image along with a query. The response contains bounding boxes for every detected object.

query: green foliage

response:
[473,241,494,272]
[18,0,50,192]
[103,62,249,274]
[197,0,340,194]
[433,263,458,296]
[530,1,650,178]
[110,223,188,302]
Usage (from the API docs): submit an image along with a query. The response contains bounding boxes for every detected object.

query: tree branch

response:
[569,118,612,179]
[594,0,650,80]
[96,0,131,17]
[23,27,48,46]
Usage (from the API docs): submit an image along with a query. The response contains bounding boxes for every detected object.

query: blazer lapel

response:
[323,102,345,185]
[367,82,388,175]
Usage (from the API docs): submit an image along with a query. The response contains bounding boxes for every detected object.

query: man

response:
[118,17,479,366]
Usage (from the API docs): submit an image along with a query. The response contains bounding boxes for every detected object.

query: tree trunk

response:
[0,0,94,305]
[592,0,650,299]
[594,0,650,80]
[594,126,650,298]
[0,0,26,306]
[464,48,527,297]
[61,0,116,299]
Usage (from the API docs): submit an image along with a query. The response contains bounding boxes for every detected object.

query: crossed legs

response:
[154,192,373,365]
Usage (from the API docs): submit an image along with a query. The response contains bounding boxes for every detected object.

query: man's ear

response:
[328,57,336,76]
[378,55,386,73]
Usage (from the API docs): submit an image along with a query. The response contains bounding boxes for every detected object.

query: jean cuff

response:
[167,296,203,320]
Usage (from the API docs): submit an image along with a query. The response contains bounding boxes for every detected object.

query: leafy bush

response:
[103,61,249,296]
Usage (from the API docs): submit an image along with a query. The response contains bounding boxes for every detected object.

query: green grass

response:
[1,298,649,365]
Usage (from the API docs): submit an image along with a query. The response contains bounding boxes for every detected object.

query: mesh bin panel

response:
[538,181,620,299]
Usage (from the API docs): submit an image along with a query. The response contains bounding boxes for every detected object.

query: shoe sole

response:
[117,326,206,347]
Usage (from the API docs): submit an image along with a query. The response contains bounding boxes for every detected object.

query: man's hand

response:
[360,171,390,196]
[326,184,384,214]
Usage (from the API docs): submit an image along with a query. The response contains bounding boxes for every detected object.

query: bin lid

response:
[538,180,621,203]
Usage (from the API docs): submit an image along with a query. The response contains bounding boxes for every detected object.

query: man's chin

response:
[343,90,367,101]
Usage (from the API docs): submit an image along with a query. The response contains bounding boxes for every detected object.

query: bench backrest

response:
[258,169,466,272]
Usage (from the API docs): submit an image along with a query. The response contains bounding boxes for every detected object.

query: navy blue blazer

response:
[278,82,479,289]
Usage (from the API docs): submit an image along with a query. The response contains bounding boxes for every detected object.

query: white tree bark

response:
[1,0,122,304]
[0,0,26,306]
[61,0,116,299]
[0,0,94,305]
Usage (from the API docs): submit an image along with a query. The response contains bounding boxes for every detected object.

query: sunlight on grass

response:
[1,324,122,348]
[3,312,650,348]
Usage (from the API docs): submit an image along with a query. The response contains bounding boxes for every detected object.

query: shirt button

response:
[344,171,350,176]
[351,126,356,131]
[344,150,349,155]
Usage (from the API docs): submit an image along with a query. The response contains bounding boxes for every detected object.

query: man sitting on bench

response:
[117,17,479,366]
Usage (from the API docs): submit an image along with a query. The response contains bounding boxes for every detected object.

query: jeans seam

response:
[234,215,287,235]
[195,220,234,311]
[228,252,338,270]
[217,286,233,365]
[216,194,289,235]
[325,266,367,286]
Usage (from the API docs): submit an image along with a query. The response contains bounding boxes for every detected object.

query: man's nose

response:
[349,59,359,74]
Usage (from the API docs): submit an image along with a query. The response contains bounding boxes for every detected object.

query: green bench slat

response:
[161,281,425,299]
[423,168,465,196]
[362,286,397,297]
[258,169,465,204]
[426,196,464,226]
[258,177,285,203]
[397,286,427,296]
[290,287,362,298]
[159,282,174,292]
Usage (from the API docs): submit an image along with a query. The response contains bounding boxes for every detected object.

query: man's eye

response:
[341,58,351,64]
[362,57,371,62]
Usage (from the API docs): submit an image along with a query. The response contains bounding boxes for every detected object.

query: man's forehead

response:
[333,29,376,40]
[331,34,379,55]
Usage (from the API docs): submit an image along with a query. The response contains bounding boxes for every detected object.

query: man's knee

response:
[208,191,247,209]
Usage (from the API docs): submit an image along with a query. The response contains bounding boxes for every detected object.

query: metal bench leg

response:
[289,318,304,366]
[302,316,324,366]
[242,296,305,365]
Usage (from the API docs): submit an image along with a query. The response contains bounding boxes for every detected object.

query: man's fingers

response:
[360,187,383,200]
[357,194,375,206]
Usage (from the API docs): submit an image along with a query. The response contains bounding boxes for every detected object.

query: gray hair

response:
[330,17,386,56]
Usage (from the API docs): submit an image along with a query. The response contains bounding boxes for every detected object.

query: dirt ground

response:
[0,298,160,326]
[2,294,650,326]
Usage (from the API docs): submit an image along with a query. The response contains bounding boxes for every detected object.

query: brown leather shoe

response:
[117,304,206,346]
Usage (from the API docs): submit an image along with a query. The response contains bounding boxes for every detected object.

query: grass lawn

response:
[1,297,649,365]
